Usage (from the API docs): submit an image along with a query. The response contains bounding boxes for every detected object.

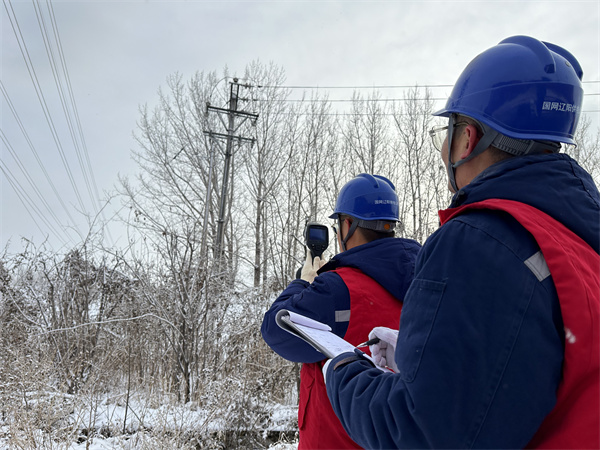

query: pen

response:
[356,337,380,348]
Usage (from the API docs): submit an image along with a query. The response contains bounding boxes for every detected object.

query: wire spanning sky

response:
[2,0,599,253]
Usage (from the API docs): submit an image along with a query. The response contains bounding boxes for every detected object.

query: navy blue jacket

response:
[326,153,600,449]
[261,237,421,363]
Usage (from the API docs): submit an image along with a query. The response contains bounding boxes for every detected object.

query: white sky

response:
[2,0,599,253]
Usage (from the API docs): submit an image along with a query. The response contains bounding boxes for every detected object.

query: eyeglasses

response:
[429,121,470,152]
[331,224,337,236]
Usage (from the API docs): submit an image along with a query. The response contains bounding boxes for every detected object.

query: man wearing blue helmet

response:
[261,174,421,449]
[324,36,599,449]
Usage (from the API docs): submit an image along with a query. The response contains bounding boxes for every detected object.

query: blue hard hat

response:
[329,174,399,221]
[434,35,583,145]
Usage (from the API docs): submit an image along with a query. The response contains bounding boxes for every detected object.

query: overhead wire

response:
[0,154,70,247]
[255,81,600,113]
[4,0,87,216]
[2,0,117,248]
[256,83,456,89]
[0,127,72,242]
[0,80,79,229]
[275,97,449,103]
[43,0,102,212]
[257,81,600,89]
[32,0,99,213]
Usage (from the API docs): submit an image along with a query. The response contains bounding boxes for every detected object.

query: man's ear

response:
[459,124,480,160]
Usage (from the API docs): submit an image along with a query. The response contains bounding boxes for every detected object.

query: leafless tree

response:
[272,93,337,287]
[120,70,227,403]
[392,87,450,241]
[566,113,600,184]
[238,61,293,289]
[341,90,392,176]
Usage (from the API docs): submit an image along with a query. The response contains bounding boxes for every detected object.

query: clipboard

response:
[275,309,369,360]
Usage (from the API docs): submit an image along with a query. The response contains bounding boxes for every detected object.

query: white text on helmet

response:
[542,101,579,113]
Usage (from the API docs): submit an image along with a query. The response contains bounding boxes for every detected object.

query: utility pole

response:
[204,78,258,260]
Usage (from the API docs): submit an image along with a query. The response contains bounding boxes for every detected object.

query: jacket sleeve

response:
[325,213,564,449]
[261,272,350,363]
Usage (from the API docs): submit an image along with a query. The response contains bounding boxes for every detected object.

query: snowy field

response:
[68,439,298,450]
[0,392,299,449]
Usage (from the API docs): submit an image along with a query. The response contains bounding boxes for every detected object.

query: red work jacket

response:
[298,267,404,450]
[440,199,599,449]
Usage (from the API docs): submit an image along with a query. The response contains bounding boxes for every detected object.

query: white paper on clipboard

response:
[274,310,387,371]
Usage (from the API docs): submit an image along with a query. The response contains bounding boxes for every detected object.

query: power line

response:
[251,96,600,113]
[257,84,455,89]
[4,0,87,216]
[0,80,79,227]
[258,110,600,117]
[3,0,117,248]
[0,156,71,247]
[32,0,98,213]
[0,128,72,242]
[44,0,102,212]
[257,80,600,90]
[252,83,599,106]
[274,97,449,103]
[262,93,599,103]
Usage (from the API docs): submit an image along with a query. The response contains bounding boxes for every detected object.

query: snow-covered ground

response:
[67,437,298,450]
[66,435,299,449]
[0,392,299,449]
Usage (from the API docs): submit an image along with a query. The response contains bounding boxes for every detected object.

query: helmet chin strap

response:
[446,113,560,192]
[446,114,498,192]
[338,217,360,252]
[446,114,460,192]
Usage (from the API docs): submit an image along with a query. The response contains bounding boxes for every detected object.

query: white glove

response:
[300,248,325,283]
[369,327,399,372]
[322,359,332,384]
